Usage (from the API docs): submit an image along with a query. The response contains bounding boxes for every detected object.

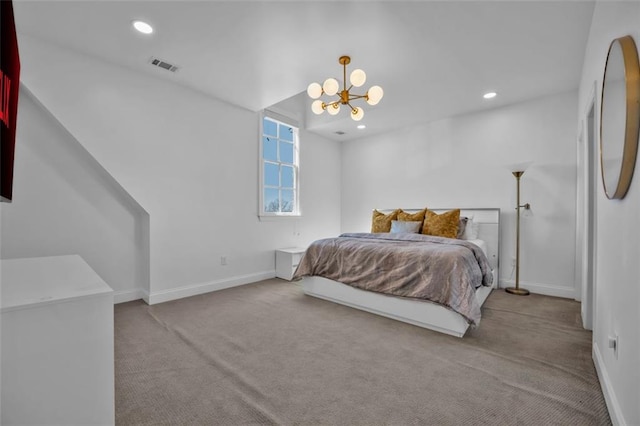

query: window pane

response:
[279,124,293,142]
[260,113,299,216]
[279,141,294,164]
[281,189,294,212]
[263,118,277,137]
[263,137,277,161]
[264,162,279,186]
[281,165,294,188]
[264,188,280,212]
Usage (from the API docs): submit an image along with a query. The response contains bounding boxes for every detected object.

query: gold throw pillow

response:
[371,209,400,233]
[397,208,427,224]
[422,209,460,239]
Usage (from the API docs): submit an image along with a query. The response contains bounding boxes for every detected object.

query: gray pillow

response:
[457,217,469,239]
[461,216,479,239]
[390,220,422,234]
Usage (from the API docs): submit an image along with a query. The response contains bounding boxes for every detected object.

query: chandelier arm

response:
[347,94,367,101]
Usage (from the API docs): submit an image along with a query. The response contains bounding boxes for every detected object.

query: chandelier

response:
[307,56,383,121]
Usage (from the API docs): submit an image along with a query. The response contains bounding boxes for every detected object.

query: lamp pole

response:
[506,171,530,295]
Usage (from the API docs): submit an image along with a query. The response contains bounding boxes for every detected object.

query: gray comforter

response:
[292,233,493,325]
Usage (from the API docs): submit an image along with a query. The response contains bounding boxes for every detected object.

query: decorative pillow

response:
[390,220,422,234]
[457,217,469,239]
[397,208,427,224]
[371,209,400,233]
[462,216,479,240]
[422,209,460,239]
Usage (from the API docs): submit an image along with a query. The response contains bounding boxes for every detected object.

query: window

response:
[260,113,300,216]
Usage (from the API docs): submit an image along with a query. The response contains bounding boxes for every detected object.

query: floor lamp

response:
[506,170,532,296]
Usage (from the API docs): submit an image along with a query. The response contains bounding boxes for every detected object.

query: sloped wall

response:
[13,34,342,302]
[1,85,150,302]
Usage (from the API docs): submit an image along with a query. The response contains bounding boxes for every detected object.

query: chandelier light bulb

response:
[327,103,341,115]
[311,100,325,115]
[323,78,339,96]
[366,85,384,106]
[307,82,323,99]
[351,107,364,121]
[350,69,367,88]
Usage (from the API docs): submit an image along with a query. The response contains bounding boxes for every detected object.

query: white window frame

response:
[259,111,300,217]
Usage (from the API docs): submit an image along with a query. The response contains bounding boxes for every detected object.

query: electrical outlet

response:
[220,256,227,266]
[608,334,619,359]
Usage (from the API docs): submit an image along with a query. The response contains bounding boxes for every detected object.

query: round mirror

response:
[600,35,640,199]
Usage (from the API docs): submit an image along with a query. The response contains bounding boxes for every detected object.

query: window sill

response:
[258,214,301,222]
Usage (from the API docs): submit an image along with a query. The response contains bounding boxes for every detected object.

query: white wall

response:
[577,2,640,424]
[10,34,341,303]
[341,91,578,297]
[1,86,149,303]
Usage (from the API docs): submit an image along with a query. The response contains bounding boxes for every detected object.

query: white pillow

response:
[462,216,479,239]
[390,220,422,234]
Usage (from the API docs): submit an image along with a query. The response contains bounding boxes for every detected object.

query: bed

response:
[293,208,500,337]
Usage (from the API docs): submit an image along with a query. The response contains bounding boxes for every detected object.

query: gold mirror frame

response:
[600,35,640,200]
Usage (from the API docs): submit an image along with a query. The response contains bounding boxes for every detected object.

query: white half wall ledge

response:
[593,343,624,426]
[499,279,575,299]
[147,271,276,305]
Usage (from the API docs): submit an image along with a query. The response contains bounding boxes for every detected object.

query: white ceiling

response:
[13,0,595,141]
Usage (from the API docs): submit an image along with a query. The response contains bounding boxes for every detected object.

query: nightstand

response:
[275,247,306,281]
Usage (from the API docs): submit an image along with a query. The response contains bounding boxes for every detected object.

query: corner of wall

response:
[593,343,625,425]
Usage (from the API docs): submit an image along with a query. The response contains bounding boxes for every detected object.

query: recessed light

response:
[133,20,153,35]
[483,92,497,99]
[357,124,366,129]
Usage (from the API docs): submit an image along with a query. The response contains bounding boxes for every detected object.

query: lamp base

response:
[505,287,530,296]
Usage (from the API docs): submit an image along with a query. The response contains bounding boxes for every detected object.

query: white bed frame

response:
[300,208,500,338]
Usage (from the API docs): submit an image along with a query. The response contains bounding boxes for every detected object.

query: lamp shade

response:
[366,85,384,105]
[327,103,340,115]
[307,82,322,99]
[323,78,339,96]
[351,107,364,121]
[350,69,366,87]
[311,100,325,115]
[508,161,533,174]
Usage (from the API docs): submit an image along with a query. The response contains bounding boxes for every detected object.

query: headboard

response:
[378,208,500,272]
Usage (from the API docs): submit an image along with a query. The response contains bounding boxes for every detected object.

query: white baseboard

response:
[499,279,575,299]
[147,270,276,305]
[113,288,147,304]
[593,343,624,425]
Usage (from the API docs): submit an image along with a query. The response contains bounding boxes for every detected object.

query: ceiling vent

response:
[148,57,179,73]
[335,131,346,135]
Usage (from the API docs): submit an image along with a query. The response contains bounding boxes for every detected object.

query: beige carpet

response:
[115,279,611,425]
